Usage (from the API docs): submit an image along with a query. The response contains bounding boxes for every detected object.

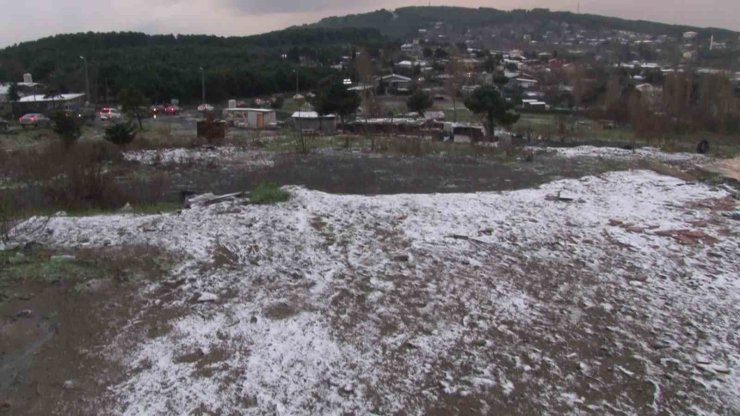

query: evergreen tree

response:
[464,86,520,140]
[406,89,434,117]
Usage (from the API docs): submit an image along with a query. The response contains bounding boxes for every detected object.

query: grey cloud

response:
[221,0,378,15]
[1,0,739,48]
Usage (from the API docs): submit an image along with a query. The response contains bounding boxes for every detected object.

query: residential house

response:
[401,41,423,57]
[514,78,539,90]
[15,93,86,114]
[377,74,413,95]
[0,81,41,103]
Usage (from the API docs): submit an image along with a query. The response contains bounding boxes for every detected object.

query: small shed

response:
[291,111,337,134]
[443,122,487,143]
[223,108,277,129]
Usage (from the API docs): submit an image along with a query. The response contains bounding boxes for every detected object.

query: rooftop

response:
[18,93,85,103]
[291,111,336,119]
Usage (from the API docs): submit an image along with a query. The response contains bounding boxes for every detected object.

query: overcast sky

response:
[2,0,739,47]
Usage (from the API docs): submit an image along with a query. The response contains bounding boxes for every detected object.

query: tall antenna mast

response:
[577,0,581,14]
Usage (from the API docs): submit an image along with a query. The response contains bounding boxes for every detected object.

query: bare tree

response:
[662,72,693,128]
[570,64,585,110]
[698,73,736,134]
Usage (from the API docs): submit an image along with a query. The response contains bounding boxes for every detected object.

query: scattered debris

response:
[723,210,740,221]
[546,190,580,202]
[195,292,219,303]
[186,192,247,209]
[14,309,33,319]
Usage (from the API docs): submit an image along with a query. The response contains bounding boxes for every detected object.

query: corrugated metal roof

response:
[18,93,85,103]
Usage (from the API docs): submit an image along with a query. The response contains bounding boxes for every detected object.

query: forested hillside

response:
[315,6,738,40]
[0,28,384,103]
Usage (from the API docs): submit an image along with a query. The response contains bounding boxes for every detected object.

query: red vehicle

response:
[18,113,51,127]
[164,105,180,115]
[99,107,122,121]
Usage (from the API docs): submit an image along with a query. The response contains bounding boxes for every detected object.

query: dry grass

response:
[0,139,175,220]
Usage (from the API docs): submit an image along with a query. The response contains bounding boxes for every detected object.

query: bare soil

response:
[0,245,176,415]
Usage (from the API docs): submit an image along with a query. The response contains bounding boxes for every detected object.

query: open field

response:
[1,116,739,415]
[1,166,738,415]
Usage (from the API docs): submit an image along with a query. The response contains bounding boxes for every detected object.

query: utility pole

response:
[294,68,300,96]
[80,56,90,105]
[200,67,206,104]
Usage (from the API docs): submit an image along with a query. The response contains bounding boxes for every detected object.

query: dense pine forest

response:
[0,28,385,103]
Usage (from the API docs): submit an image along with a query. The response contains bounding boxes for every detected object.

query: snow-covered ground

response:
[124,147,274,168]
[537,145,709,164]
[8,170,739,415]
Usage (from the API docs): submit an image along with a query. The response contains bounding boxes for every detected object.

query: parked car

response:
[0,117,8,131]
[76,106,97,122]
[197,103,215,112]
[62,107,96,123]
[164,105,180,115]
[19,113,51,128]
[150,105,166,118]
[99,107,123,121]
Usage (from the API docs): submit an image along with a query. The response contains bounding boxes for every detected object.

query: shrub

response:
[197,113,226,144]
[271,96,285,109]
[0,194,15,243]
[43,144,124,210]
[250,182,290,204]
[105,123,138,146]
[51,111,82,148]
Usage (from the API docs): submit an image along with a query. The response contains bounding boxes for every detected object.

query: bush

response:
[250,182,290,204]
[51,111,82,148]
[197,113,226,144]
[105,123,138,146]
[0,194,15,243]
[271,96,285,109]
[43,144,124,210]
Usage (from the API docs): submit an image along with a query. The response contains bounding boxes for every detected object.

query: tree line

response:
[0,28,385,104]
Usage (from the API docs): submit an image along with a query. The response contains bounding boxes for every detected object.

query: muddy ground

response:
[123,149,692,203]
[0,246,175,414]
